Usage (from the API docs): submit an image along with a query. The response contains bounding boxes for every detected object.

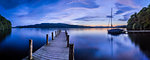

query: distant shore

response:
[14,23,127,28]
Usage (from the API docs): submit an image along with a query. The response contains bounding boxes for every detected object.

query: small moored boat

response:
[107,8,126,35]
[108,29,126,35]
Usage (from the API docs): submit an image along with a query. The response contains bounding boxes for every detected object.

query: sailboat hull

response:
[108,29,126,35]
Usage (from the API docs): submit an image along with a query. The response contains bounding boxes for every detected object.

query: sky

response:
[0,0,150,27]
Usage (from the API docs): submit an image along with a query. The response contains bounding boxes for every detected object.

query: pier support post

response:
[69,44,74,60]
[56,31,58,37]
[67,35,69,47]
[46,34,48,45]
[59,30,61,33]
[52,32,54,40]
[65,30,68,37]
[55,31,56,37]
[57,30,61,35]
[29,39,33,60]
[56,30,58,36]
[58,30,60,35]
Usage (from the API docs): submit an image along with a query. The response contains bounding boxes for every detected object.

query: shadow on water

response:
[128,32,150,58]
[0,30,12,59]
[108,34,121,36]
[0,30,11,42]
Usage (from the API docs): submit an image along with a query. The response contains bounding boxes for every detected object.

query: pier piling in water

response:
[67,35,69,47]
[55,31,56,37]
[69,44,74,60]
[65,30,68,36]
[46,34,49,45]
[29,39,33,60]
[52,32,54,40]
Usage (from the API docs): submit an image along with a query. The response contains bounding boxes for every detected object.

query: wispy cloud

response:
[115,3,136,15]
[74,16,102,21]
[116,0,141,9]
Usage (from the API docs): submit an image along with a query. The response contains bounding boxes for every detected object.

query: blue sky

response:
[0,0,150,26]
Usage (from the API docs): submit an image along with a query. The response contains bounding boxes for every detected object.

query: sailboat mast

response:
[111,8,113,28]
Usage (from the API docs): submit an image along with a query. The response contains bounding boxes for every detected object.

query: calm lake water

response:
[0,28,150,60]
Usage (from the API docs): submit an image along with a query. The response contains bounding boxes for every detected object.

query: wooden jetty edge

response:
[127,30,150,33]
[23,30,74,60]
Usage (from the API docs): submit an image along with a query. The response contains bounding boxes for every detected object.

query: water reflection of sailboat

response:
[110,35,114,56]
[107,8,126,35]
[108,34,114,57]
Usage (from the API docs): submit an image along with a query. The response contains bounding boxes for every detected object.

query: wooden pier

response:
[127,30,150,33]
[23,30,74,60]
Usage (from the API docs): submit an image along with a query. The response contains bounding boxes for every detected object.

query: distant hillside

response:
[0,15,11,30]
[115,25,127,28]
[127,5,150,30]
[15,23,126,28]
[15,23,92,28]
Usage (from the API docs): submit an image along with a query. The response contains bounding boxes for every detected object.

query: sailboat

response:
[108,8,126,35]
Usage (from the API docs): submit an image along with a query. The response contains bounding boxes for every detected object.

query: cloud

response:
[116,0,141,9]
[0,0,60,9]
[115,3,136,15]
[118,12,134,21]
[74,16,102,21]
[0,0,29,9]
[113,1,142,22]
[67,0,99,8]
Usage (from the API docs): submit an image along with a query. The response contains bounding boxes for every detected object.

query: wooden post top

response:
[29,39,33,60]
[69,44,74,47]
[29,39,32,42]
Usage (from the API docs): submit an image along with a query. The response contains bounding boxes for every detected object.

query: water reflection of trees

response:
[0,29,11,42]
[128,32,150,58]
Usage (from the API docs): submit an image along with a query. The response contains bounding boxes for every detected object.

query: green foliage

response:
[0,15,11,30]
[127,4,150,30]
